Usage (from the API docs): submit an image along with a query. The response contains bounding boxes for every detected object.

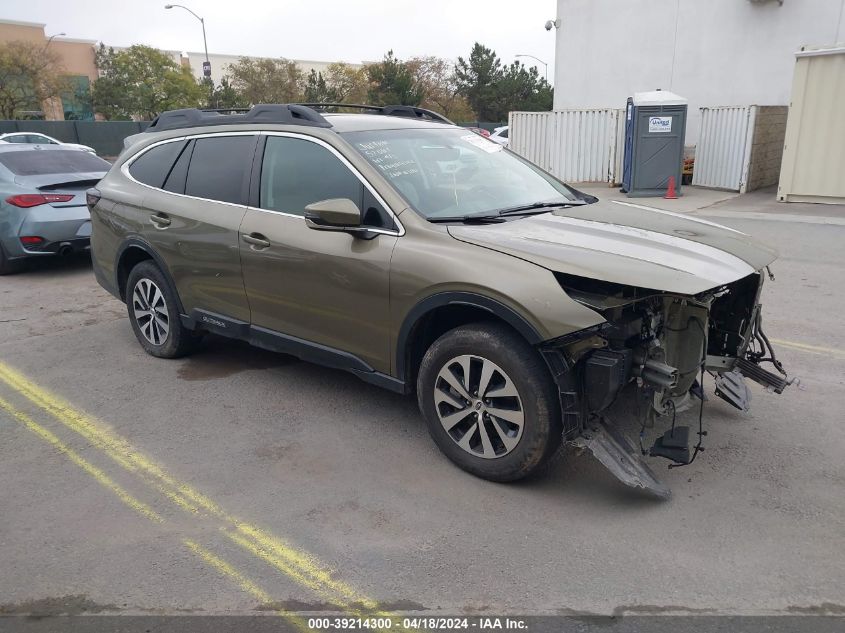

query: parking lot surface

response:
[1,192,844,617]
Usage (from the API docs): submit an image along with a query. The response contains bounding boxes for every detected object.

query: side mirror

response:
[304,198,363,232]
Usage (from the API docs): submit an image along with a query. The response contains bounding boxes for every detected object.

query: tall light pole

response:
[164,4,212,104]
[515,54,548,82]
[41,32,66,120]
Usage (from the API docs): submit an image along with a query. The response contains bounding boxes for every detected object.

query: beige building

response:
[0,19,97,120]
[1,18,364,120]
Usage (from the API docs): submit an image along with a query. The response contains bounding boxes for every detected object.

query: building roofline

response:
[53,36,99,45]
[0,18,46,28]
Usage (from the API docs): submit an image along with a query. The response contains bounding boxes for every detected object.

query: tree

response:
[210,77,249,110]
[91,45,204,120]
[495,62,553,116]
[324,62,368,103]
[226,57,303,105]
[0,40,68,119]
[454,43,502,121]
[304,70,333,102]
[407,56,473,121]
[455,43,553,121]
[366,51,424,106]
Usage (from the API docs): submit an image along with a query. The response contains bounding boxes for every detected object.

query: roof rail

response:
[145,104,332,132]
[297,103,454,125]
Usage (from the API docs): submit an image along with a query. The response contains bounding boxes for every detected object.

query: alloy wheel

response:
[132,278,170,346]
[434,354,524,459]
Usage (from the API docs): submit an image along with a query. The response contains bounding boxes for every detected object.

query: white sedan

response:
[489,125,509,147]
[0,132,96,154]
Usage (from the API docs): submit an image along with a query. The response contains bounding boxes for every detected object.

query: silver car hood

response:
[448,199,778,295]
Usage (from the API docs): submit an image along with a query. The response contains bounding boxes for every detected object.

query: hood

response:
[448,199,778,295]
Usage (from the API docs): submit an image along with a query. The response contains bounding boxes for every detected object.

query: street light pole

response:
[164,4,212,105]
[43,32,66,51]
[515,54,549,82]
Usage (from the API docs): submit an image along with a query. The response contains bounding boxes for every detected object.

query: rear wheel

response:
[0,244,21,275]
[126,261,200,358]
[417,323,562,482]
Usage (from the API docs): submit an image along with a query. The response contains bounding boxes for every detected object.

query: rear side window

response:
[260,136,362,217]
[185,135,255,204]
[0,149,110,175]
[128,141,186,188]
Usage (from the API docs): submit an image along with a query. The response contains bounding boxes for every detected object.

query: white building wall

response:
[180,52,363,85]
[553,0,845,144]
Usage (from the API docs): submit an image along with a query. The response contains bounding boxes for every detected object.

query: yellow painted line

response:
[0,396,163,524]
[0,360,388,618]
[0,393,319,625]
[183,539,312,633]
[184,538,275,603]
[771,338,845,359]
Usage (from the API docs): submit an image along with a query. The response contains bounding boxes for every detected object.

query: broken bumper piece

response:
[572,418,671,500]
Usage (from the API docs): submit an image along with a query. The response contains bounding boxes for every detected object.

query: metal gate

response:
[509,109,624,183]
[692,106,755,192]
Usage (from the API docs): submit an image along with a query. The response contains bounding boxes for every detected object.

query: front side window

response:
[260,136,363,217]
[185,135,255,204]
[343,128,577,219]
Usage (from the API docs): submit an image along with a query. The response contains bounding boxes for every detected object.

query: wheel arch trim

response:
[114,238,187,317]
[395,291,544,381]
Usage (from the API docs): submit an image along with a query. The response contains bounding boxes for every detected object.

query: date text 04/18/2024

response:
[306,617,528,630]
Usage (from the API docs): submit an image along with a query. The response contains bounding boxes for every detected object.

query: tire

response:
[417,322,562,482]
[0,244,21,275]
[126,260,200,358]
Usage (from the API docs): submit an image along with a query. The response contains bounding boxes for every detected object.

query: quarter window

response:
[185,135,255,204]
[128,141,187,189]
[163,140,194,194]
[260,136,363,218]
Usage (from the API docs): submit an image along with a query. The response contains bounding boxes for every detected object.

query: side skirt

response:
[184,309,408,395]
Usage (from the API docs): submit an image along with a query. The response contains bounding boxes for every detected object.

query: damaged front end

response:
[541,270,795,499]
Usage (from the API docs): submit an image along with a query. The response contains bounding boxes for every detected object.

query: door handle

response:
[242,233,270,248]
[150,213,171,228]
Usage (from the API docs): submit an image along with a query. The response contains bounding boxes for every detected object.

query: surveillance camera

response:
[544,20,554,31]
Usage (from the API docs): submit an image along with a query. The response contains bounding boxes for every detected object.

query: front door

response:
[239,134,400,373]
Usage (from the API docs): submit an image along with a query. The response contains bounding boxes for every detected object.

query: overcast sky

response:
[8,0,558,79]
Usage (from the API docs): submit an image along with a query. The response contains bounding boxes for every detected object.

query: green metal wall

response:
[0,120,150,157]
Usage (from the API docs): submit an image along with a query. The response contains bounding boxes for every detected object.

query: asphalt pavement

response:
[1,189,843,620]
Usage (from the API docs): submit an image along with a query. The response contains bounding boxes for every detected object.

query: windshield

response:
[0,149,109,176]
[342,128,577,219]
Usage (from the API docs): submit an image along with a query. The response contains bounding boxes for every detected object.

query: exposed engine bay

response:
[542,269,794,498]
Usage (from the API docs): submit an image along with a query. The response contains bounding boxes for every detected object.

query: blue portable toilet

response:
[621,90,688,197]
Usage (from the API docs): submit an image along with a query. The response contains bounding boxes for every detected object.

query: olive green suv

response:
[89,104,791,496]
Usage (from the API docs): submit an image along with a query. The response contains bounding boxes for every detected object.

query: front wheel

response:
[417,323,562,482]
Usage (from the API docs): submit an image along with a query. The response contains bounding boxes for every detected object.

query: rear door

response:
[128,133,257,323]
[238,133,400,373]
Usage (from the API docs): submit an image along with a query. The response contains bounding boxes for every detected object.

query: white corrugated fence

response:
[509,109,624,183]
[692,106,756,192]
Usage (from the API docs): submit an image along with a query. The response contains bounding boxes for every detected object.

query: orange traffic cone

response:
[664,176,678,199]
